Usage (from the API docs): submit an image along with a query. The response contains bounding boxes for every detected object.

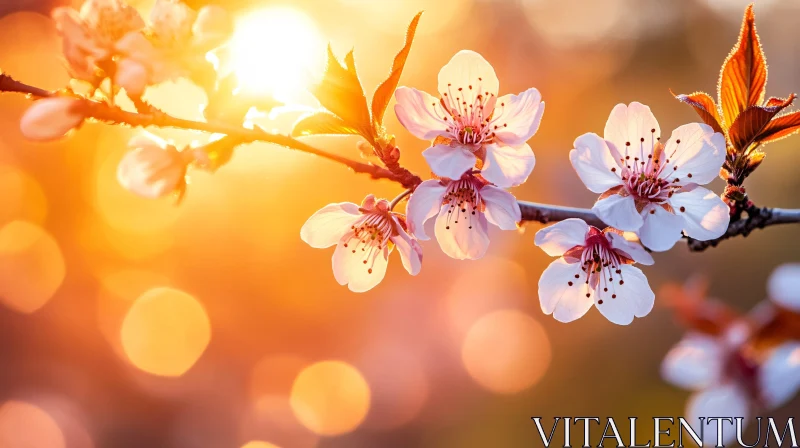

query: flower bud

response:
[117,135,189,199]
[20,98,85,141]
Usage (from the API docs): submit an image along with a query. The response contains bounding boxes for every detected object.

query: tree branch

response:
[3,73,799,250]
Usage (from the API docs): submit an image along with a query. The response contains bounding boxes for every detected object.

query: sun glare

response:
[229,8,325,103]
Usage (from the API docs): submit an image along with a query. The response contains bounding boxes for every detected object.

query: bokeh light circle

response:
[120,287,211,377]
[290,361,370,436]
[461,310,551,394]
[0,400,66,448]
[0,221,65,314]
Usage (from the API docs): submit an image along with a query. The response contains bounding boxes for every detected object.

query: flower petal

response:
[669,186,729,241]
[570,133,624,194]
[422,143,477,180]
[391,223,423,276]
[758,342,800,409]
[480,185,520,230]
[686,385,749,446]
[538,258,593,323]
[661,333,725,390]
[192,6,233,49]
[768,264,800,312]
[406,180,446,240]
[595,264,654,325]
[534,218,589,257]
[603,102,661,161]
[592,194,642,231]
[637,205,684,251]
[394,87,448,140]
[434,204,489,260]
[20,98,85,141]
[117,144,186,199]
[437,50,499,106]
[493,88,544,146]
[300,202,362,248]
[481,143,535,188]
[661,123,726,186]
[115,58,149,97]
[606,232,653,265]
[332,239,390,293]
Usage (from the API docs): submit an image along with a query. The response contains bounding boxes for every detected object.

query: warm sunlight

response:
[229,8,325,102]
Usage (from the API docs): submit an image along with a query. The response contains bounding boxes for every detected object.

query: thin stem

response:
[389,189,412,210]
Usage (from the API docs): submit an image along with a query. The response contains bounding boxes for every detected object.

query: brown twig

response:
[2,73,798,250]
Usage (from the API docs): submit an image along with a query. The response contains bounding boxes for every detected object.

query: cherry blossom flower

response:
[300,195,423,293]
[119,0,232,93]
[53,0,150,93]
[20,98,85,141]
[662,268,800,445]
[534,218,654,325]
[768,263,800,313]
[406,172,520,260]
[570,102,729,251]
[394,50,544,188]
[117,134,193,199]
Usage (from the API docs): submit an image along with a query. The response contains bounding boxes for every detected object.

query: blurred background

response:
[0,0,798,446]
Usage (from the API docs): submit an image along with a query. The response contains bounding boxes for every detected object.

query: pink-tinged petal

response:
[570,132,624,194]
[406,180,446,240]
[538,258,593,323]
[20,98,85,141]
[422,143,477,180]
[768,264,800,312]
[481,143,535,188]
[686,385,749,446]
[192,6,233,49]
[434,205,489,260]
[661,334,725,390]
[591,194,642,231]
[637,205,684,251]
[661,123,726,186]
[117,142,187,199]
[758,342,800,409]
[480,185,520,230]
[300,202,362,248]
[115,31,154,58]
[149,0,196,43]
[437,50,499,106]
[391,224,423,276]
[534,218,589,257]
[603,102,661,161]
[606,232,653,265]
[669,186,729,241]
[115,58,149,97]
[493,88,544,146]
[595,264,654,325]
[394,87,448,140]
[332,240,390,293]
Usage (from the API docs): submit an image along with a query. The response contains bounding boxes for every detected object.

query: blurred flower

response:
[768,263,800,313]
[300,194,422,292]
[52,0,148,92]
[20,97,85,141]
[122,0,232,95]
[662,267,800,445]
[406,172,519,260]
[117,134,192,199]
[534,218,654,325]
[394,50,544,188]
[570,102,729,251]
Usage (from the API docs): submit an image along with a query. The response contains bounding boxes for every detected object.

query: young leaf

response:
[311,46,372,140]
[371,11,423,129]
[728,94,794,151]
[672,90,724,134]
[292,111,362,137]
[754,110,800,144]
[718,3,767,128]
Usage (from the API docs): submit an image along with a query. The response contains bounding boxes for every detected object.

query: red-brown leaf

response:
[718,4,767,128]
[728,94,794,152]
[755,110,800,143]
[671,90,724,133]
[371,11,423,129]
